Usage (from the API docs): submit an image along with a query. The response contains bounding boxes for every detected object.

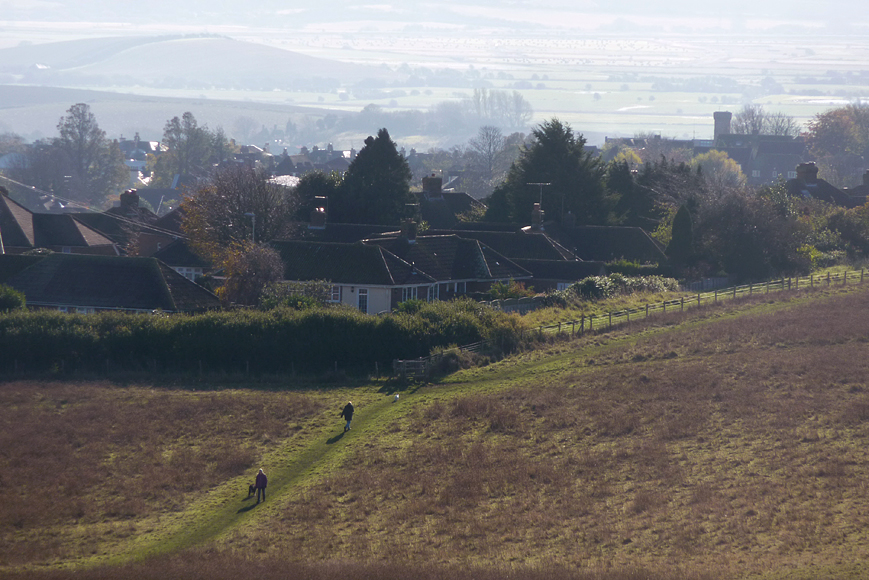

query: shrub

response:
[0,284,25,312]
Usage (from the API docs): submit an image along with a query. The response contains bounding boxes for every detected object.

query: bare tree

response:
[732,105,800,137]
[467,125,505,180]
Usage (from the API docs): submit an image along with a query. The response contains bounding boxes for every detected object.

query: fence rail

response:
[394,269,866,379]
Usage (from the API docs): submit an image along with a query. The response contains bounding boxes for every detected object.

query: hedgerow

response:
[0,299,524,376]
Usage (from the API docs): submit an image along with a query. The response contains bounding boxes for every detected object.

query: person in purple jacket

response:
[255,468,267,504]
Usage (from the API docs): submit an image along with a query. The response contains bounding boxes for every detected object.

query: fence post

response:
[714,290,717,303]
[788,278,791,290]
[827,272,831,286]
[862,269,865,283]
[589,316,593,331]
[627,310,630,323]
[663,301,666,313]
[766,280,769,293]
[681,297,684,311]
[844,271,848,285]
[749,283,753,295]
[697,293,700,307]
[733,286,737,299]
[811,275,814,288]
[608,312,612,327]
[646,304,649,318]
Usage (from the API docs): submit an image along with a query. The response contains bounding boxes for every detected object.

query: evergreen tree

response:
[666,204,693,266]
[484,118,613,225]
[338,128,413,225]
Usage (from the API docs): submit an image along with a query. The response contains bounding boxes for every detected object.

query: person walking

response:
[340,401,355,432]
[255,468,267,504]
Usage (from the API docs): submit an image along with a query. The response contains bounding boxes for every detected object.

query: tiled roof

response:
[511,258,606,282]
[271,240,434,286]
[364,235,531,282]
[0,254,46,284]
[545,224,667,264]
[427,229,575,260]
[296,222,397,244]
[152,238,210,268]
[0,194,116,251]
[5,253,219,312]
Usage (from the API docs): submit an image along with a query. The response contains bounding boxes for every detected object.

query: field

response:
[2,24,869,150]
[3,283,869,579]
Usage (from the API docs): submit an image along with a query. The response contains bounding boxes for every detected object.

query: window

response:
[358,288,368,313]
[427,285,439,301]
[788,171,797,179]
[329,285,342,303]
[401,286,417,302]
[771,170,778,178]
[751,170,761,178]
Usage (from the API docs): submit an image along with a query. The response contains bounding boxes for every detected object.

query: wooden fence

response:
[393,270,866,379]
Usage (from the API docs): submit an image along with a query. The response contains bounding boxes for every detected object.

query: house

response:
[842,170,869,207]
[361,231,532,301]
[3,253,220,313]
[0,187,118,255]
[271,239,435,314]
[786,162,859,208]
[272,230,531,313]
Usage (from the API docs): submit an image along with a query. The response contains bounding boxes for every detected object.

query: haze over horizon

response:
[1,1,868,150]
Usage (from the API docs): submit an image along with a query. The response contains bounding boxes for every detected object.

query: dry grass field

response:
[3,285,869,580]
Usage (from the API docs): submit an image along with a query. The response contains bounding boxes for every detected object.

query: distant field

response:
[1,29,868,148]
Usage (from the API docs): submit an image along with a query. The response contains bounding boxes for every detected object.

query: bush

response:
[0,284,25,312]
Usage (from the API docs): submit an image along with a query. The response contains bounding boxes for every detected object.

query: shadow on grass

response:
[236,502,259,514]
[326,431,345,445]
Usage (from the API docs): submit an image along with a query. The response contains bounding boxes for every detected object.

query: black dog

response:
[248,483,256,497]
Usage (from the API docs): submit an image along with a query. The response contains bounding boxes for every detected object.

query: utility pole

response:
[527,182,551,206]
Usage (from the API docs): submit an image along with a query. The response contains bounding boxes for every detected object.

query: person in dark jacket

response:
[340,401,354,432]
[255,468,267,504]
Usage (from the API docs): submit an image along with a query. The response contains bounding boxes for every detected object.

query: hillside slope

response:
[3,285,869,580]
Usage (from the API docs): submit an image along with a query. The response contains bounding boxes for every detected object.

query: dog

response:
[248,483,256,498]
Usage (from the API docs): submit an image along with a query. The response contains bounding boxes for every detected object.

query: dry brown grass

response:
[4,286,869,580]
[226,287,869,578]
[0,383,326,566]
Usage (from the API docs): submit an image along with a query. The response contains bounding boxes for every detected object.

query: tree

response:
[0,284,25,312]
[152,112,215,186]
[337,128,413,225]
[467,125,505,181]
[182,164,298,264]
[805,103,869,187]
[731,104,800,137]
[691,150,746,189]
[218,241,285,307]
[485,118,614,225]
[53,103,128,205]
[294,170,343,221]
[665,204,693,266]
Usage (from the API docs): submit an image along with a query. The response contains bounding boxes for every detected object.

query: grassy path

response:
[96,285,864,567]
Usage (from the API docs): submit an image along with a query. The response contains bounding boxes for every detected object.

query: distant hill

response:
[0,35,400,90]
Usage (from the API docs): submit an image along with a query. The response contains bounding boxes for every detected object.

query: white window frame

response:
[787,171,797,179]
[427,284,439,301]
[751,170,761,178]
[401,286,417,302]
[329,285,342,303]
[357,288,368,313]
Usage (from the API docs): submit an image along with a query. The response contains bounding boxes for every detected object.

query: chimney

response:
[309,207,326,229]
[422,173,442,198]
[400,218,418,243]
[796,162,819,182]
[120,189,139,215]
[713,111,732,142]
[531,202,545,231]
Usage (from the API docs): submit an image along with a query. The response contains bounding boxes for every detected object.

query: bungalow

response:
[3,253,220,313]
